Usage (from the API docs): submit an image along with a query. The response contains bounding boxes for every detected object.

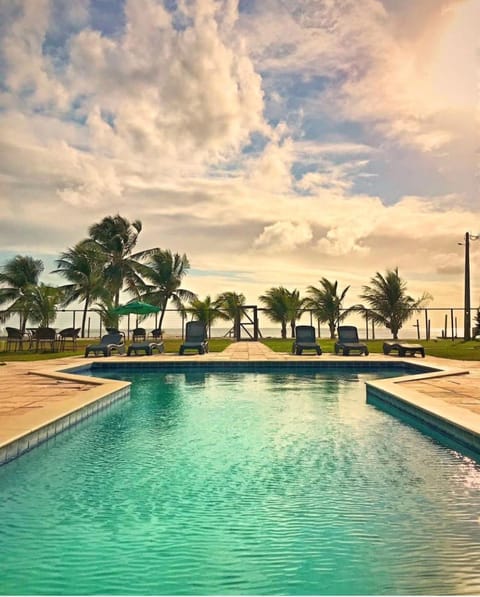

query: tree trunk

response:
[81,294,90,338]
[234,315,241,341]
[329,321,336,339]
[281,321,287,339]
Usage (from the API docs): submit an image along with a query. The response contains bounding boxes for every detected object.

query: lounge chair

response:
[292,325,322,355]
[335,326,369,356]
[84,333,125,357]
[179,321,208,355]
[383,342,425,358]
[127,341,164,356]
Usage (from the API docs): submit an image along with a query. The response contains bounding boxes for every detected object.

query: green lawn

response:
[0,338,233,362]
[261,337,480,361]
[1,336,479,362]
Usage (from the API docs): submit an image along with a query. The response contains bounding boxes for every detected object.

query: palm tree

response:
[215,291,246,340]
[0,255,44,331]
[305,278,353,339]
[474,307,480,337]
[259,287,305,339]
[359,268,431,339]
[185,295,226,337]
[25,284,63,327]
[88,214,155,307]
[93,296,119,333]
[52,241,107,337]
[286,288,306,338]
[139,249,197,332]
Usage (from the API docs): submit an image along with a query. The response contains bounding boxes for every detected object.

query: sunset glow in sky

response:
[0,0,479,310]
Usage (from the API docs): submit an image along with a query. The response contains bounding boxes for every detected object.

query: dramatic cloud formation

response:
[0,0,478,317]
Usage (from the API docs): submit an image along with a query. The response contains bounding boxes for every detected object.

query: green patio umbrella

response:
[113,301,161,316]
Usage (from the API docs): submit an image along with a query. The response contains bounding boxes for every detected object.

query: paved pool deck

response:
[1,342,480,464]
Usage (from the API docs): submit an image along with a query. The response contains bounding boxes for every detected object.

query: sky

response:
[0,0,479,314]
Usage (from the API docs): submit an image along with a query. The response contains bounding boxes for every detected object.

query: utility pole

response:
[464,232,471,341]
[461,232,479,341]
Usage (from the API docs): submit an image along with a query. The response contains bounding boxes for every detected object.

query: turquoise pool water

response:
[1,368,480,595]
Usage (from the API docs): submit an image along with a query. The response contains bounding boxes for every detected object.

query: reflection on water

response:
[0,369,479,595]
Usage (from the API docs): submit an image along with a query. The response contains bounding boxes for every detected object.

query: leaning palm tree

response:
[359,268,431,339]
[215,291,246,340]
[52,241,107,337]
[88,214,155,307]
[259,287,304,339]
[0,255,44,331]
[305,278,353,339]
[185,295,226,337]
[139,249,197,332]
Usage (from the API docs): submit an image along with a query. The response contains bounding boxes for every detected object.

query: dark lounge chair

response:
[383,342,425,358]
[292,325,322,355]
[85,333,125,357]
[335,325,369,356]
[127,341,164,356]
[179,321,208,355]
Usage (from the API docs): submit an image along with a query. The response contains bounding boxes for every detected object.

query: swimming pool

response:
[1,367,479,595]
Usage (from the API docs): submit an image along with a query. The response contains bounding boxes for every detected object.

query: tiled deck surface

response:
[1,343,480,457]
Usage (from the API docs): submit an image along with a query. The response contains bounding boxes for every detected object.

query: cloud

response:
[241,0,477,150]
[246,137,294,192]
[1,0,71,110]
[0,0,478,311]
[66,0,268,165]
[253,221,313,252]
[433,253,464,275]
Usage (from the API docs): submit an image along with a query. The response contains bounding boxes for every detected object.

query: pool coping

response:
[1,350,478,466]
[366,370,480,454]
[0,367,131,466]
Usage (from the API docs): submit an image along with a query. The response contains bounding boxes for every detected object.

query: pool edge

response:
[1,355,478,466]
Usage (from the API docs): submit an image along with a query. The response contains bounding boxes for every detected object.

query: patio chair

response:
[58,327,80,351]
[34,327,58,352]
[150,328,163,340]
[292,325,322,355]
[84,333,125,357]
[127,341,165,356]
[179,321,208,355]
[383,342,425,358]
[5,327,29,352]
[132,327,146,342]
[335,326,369,356]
